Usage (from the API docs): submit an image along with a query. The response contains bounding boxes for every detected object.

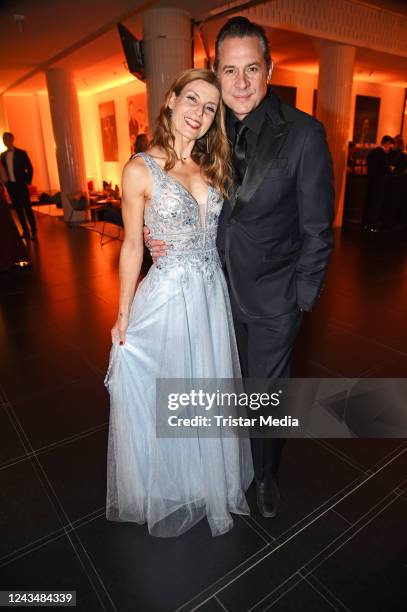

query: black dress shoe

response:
[256,476,281,518]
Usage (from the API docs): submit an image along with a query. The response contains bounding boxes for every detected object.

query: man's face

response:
[3,134,13,149]
[216,36,271,120]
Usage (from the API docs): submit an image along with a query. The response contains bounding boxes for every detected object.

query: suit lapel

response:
[229,97,292,219]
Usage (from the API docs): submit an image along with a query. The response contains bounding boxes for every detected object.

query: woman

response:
[104,69,253,537]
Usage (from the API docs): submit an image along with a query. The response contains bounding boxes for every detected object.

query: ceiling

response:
[1,0,406,96]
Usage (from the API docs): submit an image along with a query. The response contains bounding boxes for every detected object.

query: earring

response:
[206,134,209,154]
[168,108,173,118]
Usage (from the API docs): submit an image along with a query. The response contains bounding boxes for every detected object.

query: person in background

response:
[363,135,395,231]
[347,141,357,174]
[0,162,30,270]
[0,132,37,240]
[389,137,407,176]
[135,134,149,154]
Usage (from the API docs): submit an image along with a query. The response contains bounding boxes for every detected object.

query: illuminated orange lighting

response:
[78,74,144,96]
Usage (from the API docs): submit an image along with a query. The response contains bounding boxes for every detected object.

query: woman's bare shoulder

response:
[123,154,150,180]
[142,146,168,169]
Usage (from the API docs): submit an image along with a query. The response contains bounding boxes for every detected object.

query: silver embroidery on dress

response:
[135,152,223,285]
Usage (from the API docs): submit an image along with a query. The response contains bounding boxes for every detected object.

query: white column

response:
[143,8,192,132]
[316,42,356,227]
[45,68,88,222]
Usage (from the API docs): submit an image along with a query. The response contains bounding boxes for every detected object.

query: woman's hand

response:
[111,314,129,345]
[143,226,167,262]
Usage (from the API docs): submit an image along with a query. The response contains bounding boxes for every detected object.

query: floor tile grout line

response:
[0,508,106,567]
[330,508,353,526]
[371,440,407,469]
[299,488,402,574]
[247,571,304,612]
[255,571,350,612]
[301,574,349,612]
[2,407,115,612]
[179,448,407,612]
[0,528,74,568]
[302,493,401,577]
[239,515,272,545]
[0,386,117,612]
[248,548,349,612]
[172,544,271,612]
[323,317,407,358]
[310,438,371,474]
[236,488,400,612]
[300,570,352,612]
[251,572,303,612]
[312,436,407,476]
[273,475,364,542]
[214,595,228,612]
[308,359,344,377]
[0,423,109,472]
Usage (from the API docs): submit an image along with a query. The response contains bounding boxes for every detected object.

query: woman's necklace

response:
[176,153,191,162]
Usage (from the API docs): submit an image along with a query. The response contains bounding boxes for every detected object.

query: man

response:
[363,134,394,231]
[146,17,334,518]
[1,132,37,240]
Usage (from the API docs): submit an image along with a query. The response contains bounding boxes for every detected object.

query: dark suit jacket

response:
[0,147,33,185]
[367,147,389,178]
[217,92,334,318]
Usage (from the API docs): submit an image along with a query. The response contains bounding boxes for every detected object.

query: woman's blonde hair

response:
[150,68,232,197]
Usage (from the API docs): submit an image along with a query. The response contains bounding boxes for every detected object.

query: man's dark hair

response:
[381,135,395,145]
[3,132,14,139]
[214,16,271,73]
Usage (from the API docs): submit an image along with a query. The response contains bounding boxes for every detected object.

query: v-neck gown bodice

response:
[104,153,253,537]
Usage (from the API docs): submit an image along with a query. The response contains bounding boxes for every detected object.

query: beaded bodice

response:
[136,153,223,271]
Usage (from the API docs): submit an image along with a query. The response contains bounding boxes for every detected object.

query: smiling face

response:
[217,36,271,120]
[168,79,220,142]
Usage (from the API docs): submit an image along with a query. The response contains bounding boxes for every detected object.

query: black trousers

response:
[230,292,303,481]
[6,181,36,234]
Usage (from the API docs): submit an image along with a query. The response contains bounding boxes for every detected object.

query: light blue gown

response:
[104,153,254,537]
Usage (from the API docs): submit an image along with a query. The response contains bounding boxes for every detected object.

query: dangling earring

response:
[206,134,209,154]
[168,108,173,118]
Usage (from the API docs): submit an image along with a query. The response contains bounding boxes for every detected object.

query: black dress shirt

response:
[226,88,271,163]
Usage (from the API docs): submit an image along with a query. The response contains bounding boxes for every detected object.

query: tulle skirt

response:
[104,260,254,537]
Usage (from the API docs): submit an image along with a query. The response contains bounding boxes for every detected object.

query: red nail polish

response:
[119,341,123,345]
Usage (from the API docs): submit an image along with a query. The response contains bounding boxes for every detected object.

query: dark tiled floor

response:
[1,213,406,611]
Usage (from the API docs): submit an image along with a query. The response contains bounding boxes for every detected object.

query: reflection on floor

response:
[1,212,406,611]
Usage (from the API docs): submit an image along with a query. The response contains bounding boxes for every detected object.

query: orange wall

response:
[3,72,405,192]
[78,79,146,190]
[350,82,405,142]
[272,68,318,115]
[3,94,53,191]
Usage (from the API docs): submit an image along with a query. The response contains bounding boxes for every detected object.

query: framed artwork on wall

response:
[127,94,148,155]
[270,85,297,107]
[99,100,119,162]
[353,95,381,145]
